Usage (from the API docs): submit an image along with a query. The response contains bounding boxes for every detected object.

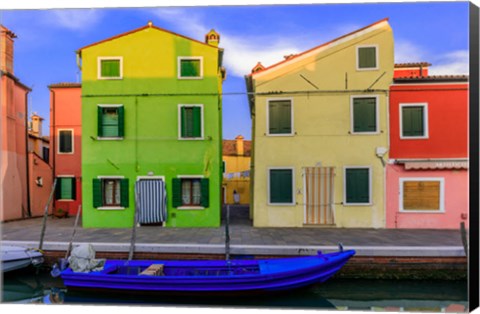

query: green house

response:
[78,23,225,228]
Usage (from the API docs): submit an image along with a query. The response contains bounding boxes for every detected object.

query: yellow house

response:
[222,135,251,205]
[245,19,394,228]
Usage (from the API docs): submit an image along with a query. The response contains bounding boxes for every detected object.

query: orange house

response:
[49,83,82,216]
[1,25,31,221]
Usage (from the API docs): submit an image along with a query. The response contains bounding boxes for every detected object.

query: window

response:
[56,177,76,200]
[58,129,73,153]
[172,177,209,208]
[268,168,294,205]
[351,96,378,133]
[98,105,124,138]
[267,99,293,135]
[98,57,123,79]
[178,57,203,79]
[400,103,428,138]
[92,177,129,208]
[179,105,203,139]
[400,178,444,212]
[344,167,371,205]
[357,45,378,70]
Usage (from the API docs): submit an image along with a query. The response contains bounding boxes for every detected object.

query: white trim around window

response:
[97,104,124,141]
[97,56,123,80]
[267,167,296,206]
[350,95,380,135]
[57,129,74,154]
[266,98,294,136]
[177,175,205,210]
[399,177,445,213]
[399,103,429,139]
[96,175,125,210]
[343,166,372,206]
[177,56,204,79]
[356,44,379,71]
[177,104,204,140]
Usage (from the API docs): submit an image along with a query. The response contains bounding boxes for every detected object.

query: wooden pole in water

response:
[65,205,82,259]
[225,204,230,261]
[128,197,139,261]
[39,178,57,250]
[460,221,468,257]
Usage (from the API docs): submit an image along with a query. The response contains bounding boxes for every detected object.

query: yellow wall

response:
[250,20,394,228]
[222,155,250,204]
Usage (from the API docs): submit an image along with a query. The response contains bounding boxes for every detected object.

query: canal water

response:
[1,267,468,312]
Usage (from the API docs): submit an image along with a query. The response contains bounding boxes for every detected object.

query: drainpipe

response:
[51,88,56,214]
[25,90,32,217]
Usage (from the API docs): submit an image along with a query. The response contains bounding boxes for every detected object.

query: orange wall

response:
[28,152,53,217]
[49,86,82,215]
[389,83,468,159]
[1,76,29,221]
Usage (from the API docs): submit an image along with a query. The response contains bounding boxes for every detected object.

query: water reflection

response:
[1,270,468,312]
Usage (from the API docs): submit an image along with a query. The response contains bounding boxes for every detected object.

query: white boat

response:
[1,245,44,273]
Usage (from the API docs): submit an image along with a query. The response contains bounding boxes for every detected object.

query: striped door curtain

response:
[304,167,335,225]
[135,179,167,224]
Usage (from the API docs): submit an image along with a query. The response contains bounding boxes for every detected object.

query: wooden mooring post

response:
[39,178,57,251]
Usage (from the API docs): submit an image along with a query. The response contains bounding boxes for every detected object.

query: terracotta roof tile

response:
[223,139,252,156]
[394,62,431,68]
[394,75,468,83]
[48,82,81,88]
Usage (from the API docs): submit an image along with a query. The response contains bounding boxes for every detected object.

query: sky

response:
[0,1,471,140]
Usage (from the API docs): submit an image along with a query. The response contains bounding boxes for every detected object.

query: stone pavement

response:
[0,206,467,257]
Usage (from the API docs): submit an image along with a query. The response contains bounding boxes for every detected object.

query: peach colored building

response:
[49,83,82,216]
[27,114,53,217]
[1,25,32,221]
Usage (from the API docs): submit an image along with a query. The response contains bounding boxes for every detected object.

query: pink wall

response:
[386,164,468,229]
[49,85,82,215]
[28,152,53,217]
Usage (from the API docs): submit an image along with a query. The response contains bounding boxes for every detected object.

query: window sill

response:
[268,202,295,206]
[57,199,76,202]
[97,206,125,210]
[266,133,294,137]
[343,203,372,206]
[177,76,203,80]
[177,206,205,210]
[97,137,124,141]
[178,137,204,141]
[399,210,445,214]
[400,136,429,140]
[57,152,74,155]
[97,77,123,80]
[356,67,379,71]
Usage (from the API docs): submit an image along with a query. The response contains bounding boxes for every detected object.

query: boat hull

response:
[1,245,44,273]
[61,250,355,295]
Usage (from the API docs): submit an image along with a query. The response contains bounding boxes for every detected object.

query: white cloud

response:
[394,40,428,64]
[429,50,469,75]
[45,9,103,31]
[151,8,209,39]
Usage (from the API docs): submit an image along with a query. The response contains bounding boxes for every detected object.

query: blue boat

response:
[60,250,355,296]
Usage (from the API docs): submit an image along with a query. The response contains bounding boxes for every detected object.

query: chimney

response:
[205,29,220,47]
[235,135,244,156]
[30,114,43,137]
[0,25,16,74]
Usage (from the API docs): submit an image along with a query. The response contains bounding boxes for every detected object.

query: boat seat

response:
[139,264,164,276]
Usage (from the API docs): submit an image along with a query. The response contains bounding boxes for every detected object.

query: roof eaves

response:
[250,18,389,77]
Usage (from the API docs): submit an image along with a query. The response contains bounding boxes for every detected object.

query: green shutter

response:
[118,106,125,137]
[269,169,293,203]
[358,47,376,69]
[346,168,370,203]
[97,107,103,137]
[353,98,376,132]
[269,100,291,134]
[181,59,200,77]
[92,179,103,208]
[192,107,202,137]
[55,178,62,200]
[200,178,210,208]
[402,106,424,137]
[101,59,120,77]
[172,178,182,208]
[71,178,76,201]
[120,178,129,207]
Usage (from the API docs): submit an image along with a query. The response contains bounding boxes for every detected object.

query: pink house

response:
[49,83,82,216]
[1,25,31,221]
[387,63,469,229]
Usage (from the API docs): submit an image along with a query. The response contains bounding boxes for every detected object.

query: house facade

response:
[27,113,53,217]
[78,23,224,228]
[386,63,469,229]
[222,135,251,205]
[1,25,32,221]
[246,19,394,228]
[49,83,83,217]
